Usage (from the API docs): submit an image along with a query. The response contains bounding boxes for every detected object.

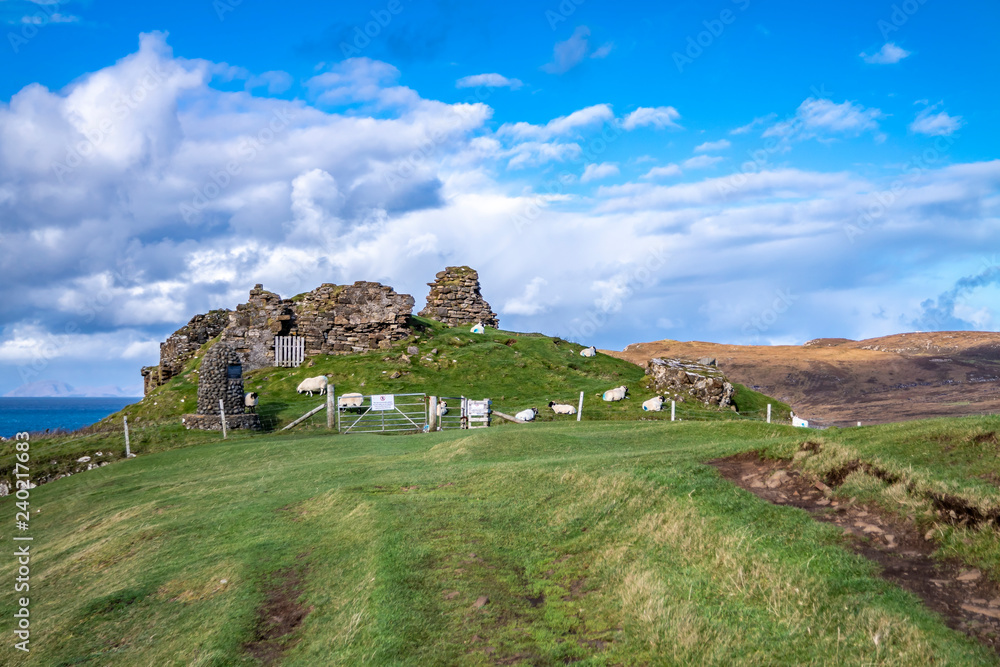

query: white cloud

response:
[503,277,550,316]
[542,26,592,74]
[456,73,523,90]
[622,106,682,131]
[694,139,731,153]
[246,71,293,94]
[682,155,723,170]
[498,104,614,141]
[910,103,964,136]
[730,113,777,135]
[581,162,619,183]
[641,164,682,180]
[591,42,614,59]
[860,42,911,64]
[764,98,883,142]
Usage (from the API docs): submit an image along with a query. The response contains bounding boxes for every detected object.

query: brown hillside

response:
[604,331,1000,426]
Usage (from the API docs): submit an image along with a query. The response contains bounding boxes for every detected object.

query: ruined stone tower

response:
[419,266,500,329]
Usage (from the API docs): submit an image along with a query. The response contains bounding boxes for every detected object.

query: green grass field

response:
[3,415,1000,665]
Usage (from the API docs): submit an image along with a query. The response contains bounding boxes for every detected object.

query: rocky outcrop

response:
[646,358,736,409]
[419,266,499,328]
[142,310,231,393]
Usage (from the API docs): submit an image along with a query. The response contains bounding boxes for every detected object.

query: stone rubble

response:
[646,357,736,408]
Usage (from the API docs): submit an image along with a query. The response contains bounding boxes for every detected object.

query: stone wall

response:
[143,281,416,392]
[196,343,246,415]
[181,414,262,431]
[142,310,231,394]
[418,266,499,328]
[646,358,736,409]
[220,281,414,371]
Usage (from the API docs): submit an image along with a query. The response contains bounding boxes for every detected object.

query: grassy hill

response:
[0,318,789,485]
[2,416,1000,665]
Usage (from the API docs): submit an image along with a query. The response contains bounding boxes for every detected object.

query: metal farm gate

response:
[438,397,492,430]
[337,393,427,434]
[274,336,305,367]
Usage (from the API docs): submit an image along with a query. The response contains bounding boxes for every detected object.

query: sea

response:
[0,397,139,439]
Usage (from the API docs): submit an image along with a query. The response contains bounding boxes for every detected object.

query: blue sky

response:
[0,0,998,395]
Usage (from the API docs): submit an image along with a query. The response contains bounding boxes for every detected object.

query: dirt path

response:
[709,452,1000,653]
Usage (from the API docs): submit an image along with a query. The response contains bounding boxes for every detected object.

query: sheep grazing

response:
[642,396,665,412]
[471,322,486,334]
[548,401,577,415]
[515,407,538,422]
[600,386,629,402]
[244,392,259,413]
[296,376,329,396]
[338,393,364,410]
[580,345,597,357]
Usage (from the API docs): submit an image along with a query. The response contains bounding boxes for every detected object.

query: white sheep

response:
[580,345,597,357]
[296,376,329,396]
[515,407,538,422]
[791,412,810,428]
[338,393,364,410]
[600,386,629,402]
[642,396,665,412]
[471,322,485,334]
[244,392,259,413]
[548,401,577,415]
[437,400,449,417]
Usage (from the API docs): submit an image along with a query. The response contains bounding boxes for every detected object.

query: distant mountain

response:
[606,331,1000,427]
[3,381,143,398]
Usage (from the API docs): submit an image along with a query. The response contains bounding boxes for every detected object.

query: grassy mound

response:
[2,416,999,665]
[1,319,790,485]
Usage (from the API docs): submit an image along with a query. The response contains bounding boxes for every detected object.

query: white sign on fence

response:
[371,394,395,411]
[467,399,490,416]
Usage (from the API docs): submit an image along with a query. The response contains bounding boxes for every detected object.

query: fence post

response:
[429,396,438,431]
[577,391,584,422]
[767,404,771,424]
[220,399,228,439]
[327,383,334,429]
[123,416,131,457]
[671,400,676,422]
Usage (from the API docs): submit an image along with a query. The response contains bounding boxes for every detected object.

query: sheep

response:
[296,376,329,396]
[600,385,629,402]
[642,396,665,412]
[548,401,577,415]
[791,412,810,428]
[244,392,259,413]
[580,345,597,357]
[338,393,364,410]
[471,322,486,334]
[515,407,538,422]
[437,400,449,417]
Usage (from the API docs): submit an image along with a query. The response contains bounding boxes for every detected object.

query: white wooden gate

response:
[274,336,305,367]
